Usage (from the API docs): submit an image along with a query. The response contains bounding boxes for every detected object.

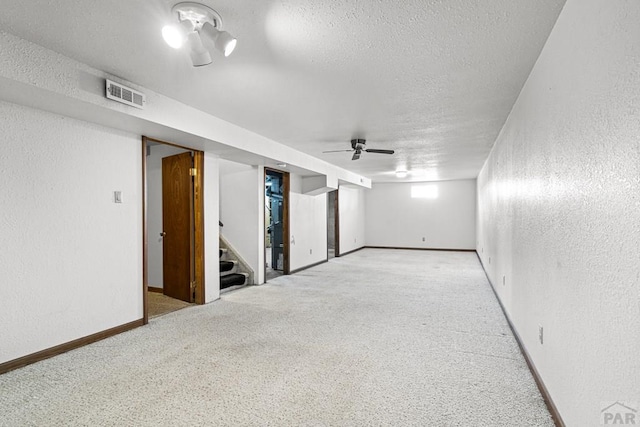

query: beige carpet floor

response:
[147,291,192,319]
[0,249,552,426]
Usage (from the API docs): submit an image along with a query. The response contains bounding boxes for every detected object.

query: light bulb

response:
[162,24,185,48]
[162,20,196,49]
[224,38,237,56]
[219,32,237,56]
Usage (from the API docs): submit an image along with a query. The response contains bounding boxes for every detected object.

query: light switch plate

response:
[114,191,122,203]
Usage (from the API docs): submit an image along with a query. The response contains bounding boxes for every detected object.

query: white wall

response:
[219,159,262,281]
[365,180,476,250]
[147,144,191,289]
[203,153,220,303]
[339,186,366,254]
[0,101,143,364]
[476,1,640,425]
[289,174,328,271]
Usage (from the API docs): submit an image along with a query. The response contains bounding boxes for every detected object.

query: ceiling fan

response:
[323,139,395,161]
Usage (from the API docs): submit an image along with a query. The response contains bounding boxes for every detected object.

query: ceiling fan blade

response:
[365,149,395,155]
[352,151,361,161]
[322,149,354,153]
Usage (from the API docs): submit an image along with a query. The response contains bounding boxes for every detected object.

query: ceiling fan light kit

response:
[162,2,237,67]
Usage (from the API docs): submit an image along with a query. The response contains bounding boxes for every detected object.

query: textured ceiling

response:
[0,0,566,182]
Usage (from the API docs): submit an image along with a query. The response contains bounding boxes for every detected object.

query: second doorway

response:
[265,168,289,281]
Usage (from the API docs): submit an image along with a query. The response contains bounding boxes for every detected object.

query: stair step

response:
[220,273,246,290]
[220,260,235,272]
[220,260,238,276]
[219,248,228,259]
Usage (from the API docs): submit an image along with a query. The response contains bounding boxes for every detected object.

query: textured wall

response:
[476,1,640,425]
[203,153,220,303]
[0,101,142,364]
[289,175,328,271]
[219,159,262,279]
[339,186,366,254]
[365,180,476,250]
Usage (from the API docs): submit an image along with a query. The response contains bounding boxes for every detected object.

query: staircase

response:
[219,247,248,291]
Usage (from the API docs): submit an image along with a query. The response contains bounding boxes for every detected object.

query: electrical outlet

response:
[422,237,426,242]
[502,275,505,286]
[489,257,491,264]
[539,325,544,345]
[309,249,312,255]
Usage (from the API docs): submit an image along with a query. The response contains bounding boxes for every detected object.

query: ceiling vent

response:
[105,79,145,109]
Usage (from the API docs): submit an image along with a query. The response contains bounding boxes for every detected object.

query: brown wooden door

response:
[162,152,194,302]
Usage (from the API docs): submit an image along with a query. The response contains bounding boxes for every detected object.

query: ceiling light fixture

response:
[162,2,237,67]
[187,32,212,66]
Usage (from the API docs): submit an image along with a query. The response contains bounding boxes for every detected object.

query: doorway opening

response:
[264,168,289,281]
[327,190,339,259]
[142,136,205,323]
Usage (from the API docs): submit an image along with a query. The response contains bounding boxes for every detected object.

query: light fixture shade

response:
[216,30,237,56]
[162,20,195,49]
[200,22,237,56]
[187,32,212,67]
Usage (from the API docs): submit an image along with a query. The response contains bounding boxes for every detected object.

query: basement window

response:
[411,184,438,199]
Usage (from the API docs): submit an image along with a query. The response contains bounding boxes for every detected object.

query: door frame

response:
[142,136,205,325]
[331,189,340,257]
[264,168,290,278]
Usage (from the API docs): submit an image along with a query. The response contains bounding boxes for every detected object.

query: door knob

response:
[160,232,166,237]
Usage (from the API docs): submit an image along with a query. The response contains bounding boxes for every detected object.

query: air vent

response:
[105,79,145,109]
